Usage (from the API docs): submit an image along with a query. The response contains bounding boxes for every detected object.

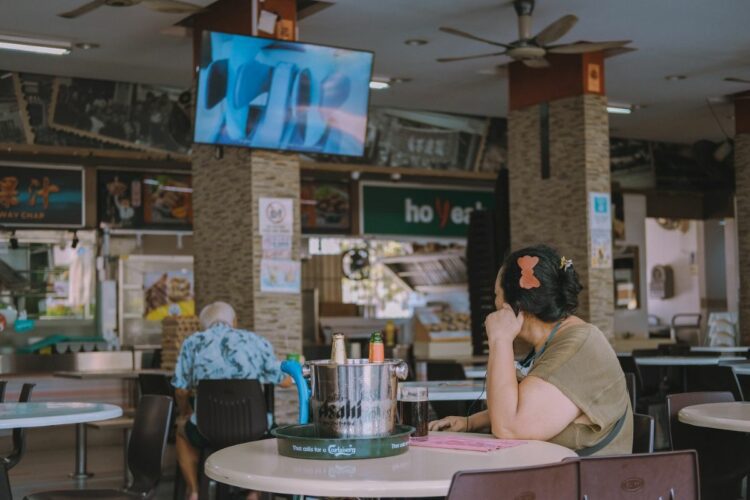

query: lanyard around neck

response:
[519,319,565,369]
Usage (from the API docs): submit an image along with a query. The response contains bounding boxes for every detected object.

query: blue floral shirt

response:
[171,323,284,393]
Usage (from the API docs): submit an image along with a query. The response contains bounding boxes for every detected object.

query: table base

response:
[70,423,92,480]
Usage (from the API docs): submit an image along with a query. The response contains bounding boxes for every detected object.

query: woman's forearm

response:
[467,409,491,432]
[486,337,521,438]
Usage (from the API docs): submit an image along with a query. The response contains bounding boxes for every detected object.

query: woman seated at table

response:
[429,245,633,455]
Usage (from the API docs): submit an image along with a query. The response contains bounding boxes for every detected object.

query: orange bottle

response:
[368,332,385,363]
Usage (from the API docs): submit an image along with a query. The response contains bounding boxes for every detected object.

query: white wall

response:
[614,194,649,336]
[645,219,702,326]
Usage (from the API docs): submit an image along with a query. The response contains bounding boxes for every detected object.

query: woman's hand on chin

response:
[485,304,524,344]
[428,415,468,432]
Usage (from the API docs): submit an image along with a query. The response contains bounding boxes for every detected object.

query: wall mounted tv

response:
[194,31,374,157]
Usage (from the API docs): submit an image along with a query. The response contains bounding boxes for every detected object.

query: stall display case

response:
[117,254,193,346]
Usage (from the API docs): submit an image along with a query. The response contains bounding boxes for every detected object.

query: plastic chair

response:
[577,451,699,500]
[5,383,36,471]
[446,460,579,500]
[632,413,654,454]
[25,395,173,500]
[666,391,750,500]
[137,373,174,398]
[685,365,743,401]
[195,379,269,499]
[671,313,702,345]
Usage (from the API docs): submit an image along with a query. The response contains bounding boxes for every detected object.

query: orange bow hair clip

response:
[517,255,541,290]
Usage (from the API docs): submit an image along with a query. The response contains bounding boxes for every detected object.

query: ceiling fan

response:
[437,0,634,68]
[58,0,204,19]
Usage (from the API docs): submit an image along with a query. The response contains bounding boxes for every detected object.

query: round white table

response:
[0,402,122,429]
[635,356,745,366]
[678,402,750,432]
[204,431,576,498]
[399,381,486,402]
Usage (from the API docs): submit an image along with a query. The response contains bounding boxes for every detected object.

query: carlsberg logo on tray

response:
[361,183,495,238]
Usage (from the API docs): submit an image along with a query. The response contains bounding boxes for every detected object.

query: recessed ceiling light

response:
[369,80,390,90]
[390,77,412,84]
[74,42,99,50]
[665,75,687,81]
[404,39,428,46]
[607,104,633,115]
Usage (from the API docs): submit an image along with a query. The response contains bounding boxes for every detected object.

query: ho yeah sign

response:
[361,183,495,238]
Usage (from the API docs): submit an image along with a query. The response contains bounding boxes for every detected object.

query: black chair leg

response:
[0,464,12,500]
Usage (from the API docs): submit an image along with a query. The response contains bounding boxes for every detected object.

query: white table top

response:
[400,381,486,401]
[0,402,122,429]
[54,369,173,380]
[678,402,750,432]
[635,356,745,366]
[691,346,749,353]
[204,431,576,497]
[463,367,487,379]
[731,364,750,376]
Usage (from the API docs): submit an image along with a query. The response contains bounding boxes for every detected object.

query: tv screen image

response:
[194,31,374,157]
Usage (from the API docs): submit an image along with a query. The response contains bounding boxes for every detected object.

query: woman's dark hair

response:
[500,244,583,323]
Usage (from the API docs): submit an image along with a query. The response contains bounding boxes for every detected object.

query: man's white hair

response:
[199,301,236,330]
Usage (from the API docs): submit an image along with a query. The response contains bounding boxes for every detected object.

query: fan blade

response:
[724,77,750,85]
[523,57,550,68]
[58,0,108,18]
[603,46,637,58]
[437,51,507,63]
[143,0,204,14]
[548,40,631,54]
[439,27,509,48]
[533,15,578,46]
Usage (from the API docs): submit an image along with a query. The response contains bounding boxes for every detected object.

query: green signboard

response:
[360,182,495,238]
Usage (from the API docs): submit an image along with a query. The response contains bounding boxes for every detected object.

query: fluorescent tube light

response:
[0,34,71,56]
[606,105,632,115]
[369,80,390,90]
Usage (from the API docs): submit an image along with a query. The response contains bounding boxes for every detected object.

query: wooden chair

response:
[577,451,699,500]
[632,413,654,454]
[447,460,579,500]
[667,391,750,500]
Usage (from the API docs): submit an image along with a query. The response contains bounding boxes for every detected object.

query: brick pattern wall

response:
[192,145,302,423]
[508,94,614,337]
[736,134,750,344]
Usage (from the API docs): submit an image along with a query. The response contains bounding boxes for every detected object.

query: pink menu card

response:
[409,435,526,452]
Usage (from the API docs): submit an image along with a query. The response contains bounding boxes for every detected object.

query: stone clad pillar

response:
[190,0,302,422]
[507,53,614,337]
[734,93,750,344]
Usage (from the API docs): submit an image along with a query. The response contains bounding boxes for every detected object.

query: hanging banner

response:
[0,163,84,227]
[360,182,494,238]
[589,191,613,269]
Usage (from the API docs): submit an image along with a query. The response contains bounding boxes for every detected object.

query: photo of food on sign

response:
[143,175,193,226]
[301,181,351,234]
[0,165,83,227]
[143,271,195,321]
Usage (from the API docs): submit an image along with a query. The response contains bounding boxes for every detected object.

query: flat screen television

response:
[194,31,374,157]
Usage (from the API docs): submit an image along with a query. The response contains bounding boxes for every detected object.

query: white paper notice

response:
[258,10,279,34]
[260,259,301,294]
[259,198,293,235]
[589,192,612,269]
[262,234,293,260]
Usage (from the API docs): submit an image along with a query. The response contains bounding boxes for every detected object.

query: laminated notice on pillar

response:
[262,234,293,260]
[259,198,294,235]
[260,259,301,294]
[589,192,612,269]
[590,230,612,269]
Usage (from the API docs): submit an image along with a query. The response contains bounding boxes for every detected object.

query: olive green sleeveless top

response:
[527,323,633,455]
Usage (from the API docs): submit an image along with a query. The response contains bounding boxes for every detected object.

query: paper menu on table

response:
[409,435,526,452]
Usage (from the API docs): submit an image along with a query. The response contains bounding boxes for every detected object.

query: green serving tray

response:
[272,424,414,460]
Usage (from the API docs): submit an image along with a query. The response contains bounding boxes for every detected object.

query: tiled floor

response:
[9,444,177,499]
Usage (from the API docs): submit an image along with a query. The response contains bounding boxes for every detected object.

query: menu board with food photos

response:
[301,180,351,234]
[144,270,195,321]
[98,170,192,229]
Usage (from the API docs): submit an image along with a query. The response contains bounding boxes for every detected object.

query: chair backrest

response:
[658,343,690,356]
[624,372,636,409]
[447,460,579,500]
[578,451,699,500]
[666,391,734,450]
[126,395,173,496]
[685,365,743,401]
[0,381,7,403]
[632,413,654,454]
[196,379,268,450]
[6,383,35,470]
[138,373,174,398]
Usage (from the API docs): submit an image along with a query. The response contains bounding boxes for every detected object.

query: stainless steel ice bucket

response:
[307,358,409,438]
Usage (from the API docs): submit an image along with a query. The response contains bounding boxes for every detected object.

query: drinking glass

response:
[398,386,429,440]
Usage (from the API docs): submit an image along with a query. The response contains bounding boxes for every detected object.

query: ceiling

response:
[1,0,750,143]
